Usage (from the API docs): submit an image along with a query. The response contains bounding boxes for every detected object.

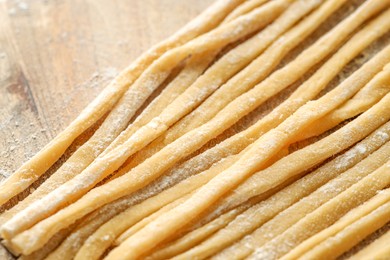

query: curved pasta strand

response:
[104,48,390,260]
[0,50,216,227]
[101,0,320,175]
[0,0,245,206]
[224,0,270,22]
[131,5,390,206]
[173,126,390,260]
[5,1,386,254]
[293,63,390,143]
[283,189,390,259]
[305,201,390,259]
[248,159,390,259]
[0,0,287,241]
[116,0,330,173]
[349,230,390,260]
[216,140,390,259]
[98,0,296,159]
[73,148,284,260]
[204,42,390,215]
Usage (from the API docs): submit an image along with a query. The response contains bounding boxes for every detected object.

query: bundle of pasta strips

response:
[1,0,390,259]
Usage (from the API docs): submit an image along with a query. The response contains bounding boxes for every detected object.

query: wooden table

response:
[0,0,212,258]
[0,0,389,259]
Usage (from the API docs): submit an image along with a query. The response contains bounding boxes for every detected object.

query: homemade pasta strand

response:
[248,159,390,259]
[283,188,390,259]
[173,127,390,260]
[0,0,245,206]
[224,0,270,22]
[293,63,390,143]
[131,6,390,206]
[116,0,331,173]
[104,58,390,260]
[302,201,389,259]
[202,43,390,215]
[216,139,390,259]
[0,50,217,227]
[0,0,288,241]
[4,2,385,254]
[349,230,390,260]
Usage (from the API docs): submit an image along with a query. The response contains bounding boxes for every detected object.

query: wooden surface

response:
[0,0,389,259]
[0,0,212,258]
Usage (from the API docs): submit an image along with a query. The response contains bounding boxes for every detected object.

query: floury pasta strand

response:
[0,0,247,207]
[4,0,384,255]
[113,0,324,174]
[282,188,390,259]
[349,229,390,260]
[224,0,270,22]
[0,47,218,227]
[215,139,390,259]
[248,159,390,260]
[0,0,290,242]
[111,10,390,252]
[1,0,390,258]
[120,5,390,218]
[105,25,390,260]
[177,34,390,228]
[166,124,390,260]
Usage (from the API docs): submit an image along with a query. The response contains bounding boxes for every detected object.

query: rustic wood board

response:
[0,0,389,259]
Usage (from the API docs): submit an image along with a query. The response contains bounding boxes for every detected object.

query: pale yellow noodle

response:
[2,1,389,252]
[0,50,216,227]
[216,140,390,259]
[224,0,270,22]
[293,63,390,143]
[349,230,390,260]
[283,189,390,259]
[0,0,286,242]
[0,0,245,206]
[117,0,326,173]
[173,125,390,260]
[248,160,390,259]
[105,44,390,260]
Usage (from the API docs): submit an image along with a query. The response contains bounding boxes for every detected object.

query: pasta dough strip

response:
[171,127,390,260]
[283,188,390,259]
[0,51,216,227]
[4,2,385,254]
[141,6,390,181]
[248,159,390,260]
[202,42,390,216]
[224,0,270,22]
[99,0,320,174]
[99,54,216,157]
[146,208,244,260]
[305,202,390,259]
[293,63,390,143]
[103,52,390,260]
[0,0,245,206]
[98,0,295,158]
[0,1,287,241]
[349,230,390,260]
[96,1,294,159]
[116,0,331,173]
[72,151,284,260]
[48,155,236,260]
[51,146,288,260]
[75,40,390,258]
[216,140,390,259]
[125,7,390,209]
[115,150,284,246]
